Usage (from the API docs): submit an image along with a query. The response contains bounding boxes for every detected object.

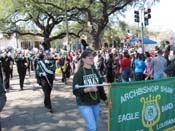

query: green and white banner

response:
[108,78,175,131]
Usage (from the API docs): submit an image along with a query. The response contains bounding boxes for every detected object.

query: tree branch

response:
[108,0,133,16]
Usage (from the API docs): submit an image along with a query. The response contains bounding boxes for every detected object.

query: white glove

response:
[40,72,47,77]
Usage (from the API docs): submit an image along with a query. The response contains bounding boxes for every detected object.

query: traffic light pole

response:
[140,9,144,53]
[134,9,144,53]
[134,0,152,54]
[141,22,144,53]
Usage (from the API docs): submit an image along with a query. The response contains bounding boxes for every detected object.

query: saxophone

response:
[63,59,67,72]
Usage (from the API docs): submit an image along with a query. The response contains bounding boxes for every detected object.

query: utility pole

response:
[16,32,18,48]
[15,25,19,48]
[65,0,69,50]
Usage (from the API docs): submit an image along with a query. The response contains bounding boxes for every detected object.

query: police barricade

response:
[108,77,175,131]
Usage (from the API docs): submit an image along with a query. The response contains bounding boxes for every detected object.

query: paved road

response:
[1,68,108,131]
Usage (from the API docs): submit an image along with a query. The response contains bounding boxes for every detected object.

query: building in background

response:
[0,33,43,50]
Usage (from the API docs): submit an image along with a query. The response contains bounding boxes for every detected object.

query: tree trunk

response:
[91,26,104,50]
[44,36,51,49]
[92,34,100,50]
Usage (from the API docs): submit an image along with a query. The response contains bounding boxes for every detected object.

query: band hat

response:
[157,49,163,54]
[44,50,50,55]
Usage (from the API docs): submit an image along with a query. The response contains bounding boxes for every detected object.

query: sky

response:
[1,0,174,40]
[123,0,175,32]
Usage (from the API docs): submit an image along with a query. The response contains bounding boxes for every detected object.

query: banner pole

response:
[75,83,110,88]
[108,83,112,131]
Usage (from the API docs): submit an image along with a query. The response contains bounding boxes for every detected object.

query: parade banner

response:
[108,78,175,131]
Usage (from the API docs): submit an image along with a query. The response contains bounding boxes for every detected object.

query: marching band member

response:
[36,51,56,113]
[15,50,28,90]
[72,49,107,131]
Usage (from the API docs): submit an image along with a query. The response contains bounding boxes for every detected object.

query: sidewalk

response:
[1,69,108,131]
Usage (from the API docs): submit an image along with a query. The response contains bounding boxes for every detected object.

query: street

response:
[1,67,108,131]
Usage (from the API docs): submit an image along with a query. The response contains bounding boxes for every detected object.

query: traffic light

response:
[144,8,151,26]
[134,10,140,23]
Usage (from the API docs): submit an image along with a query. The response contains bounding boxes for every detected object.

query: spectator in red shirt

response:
[120,51,131,82]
